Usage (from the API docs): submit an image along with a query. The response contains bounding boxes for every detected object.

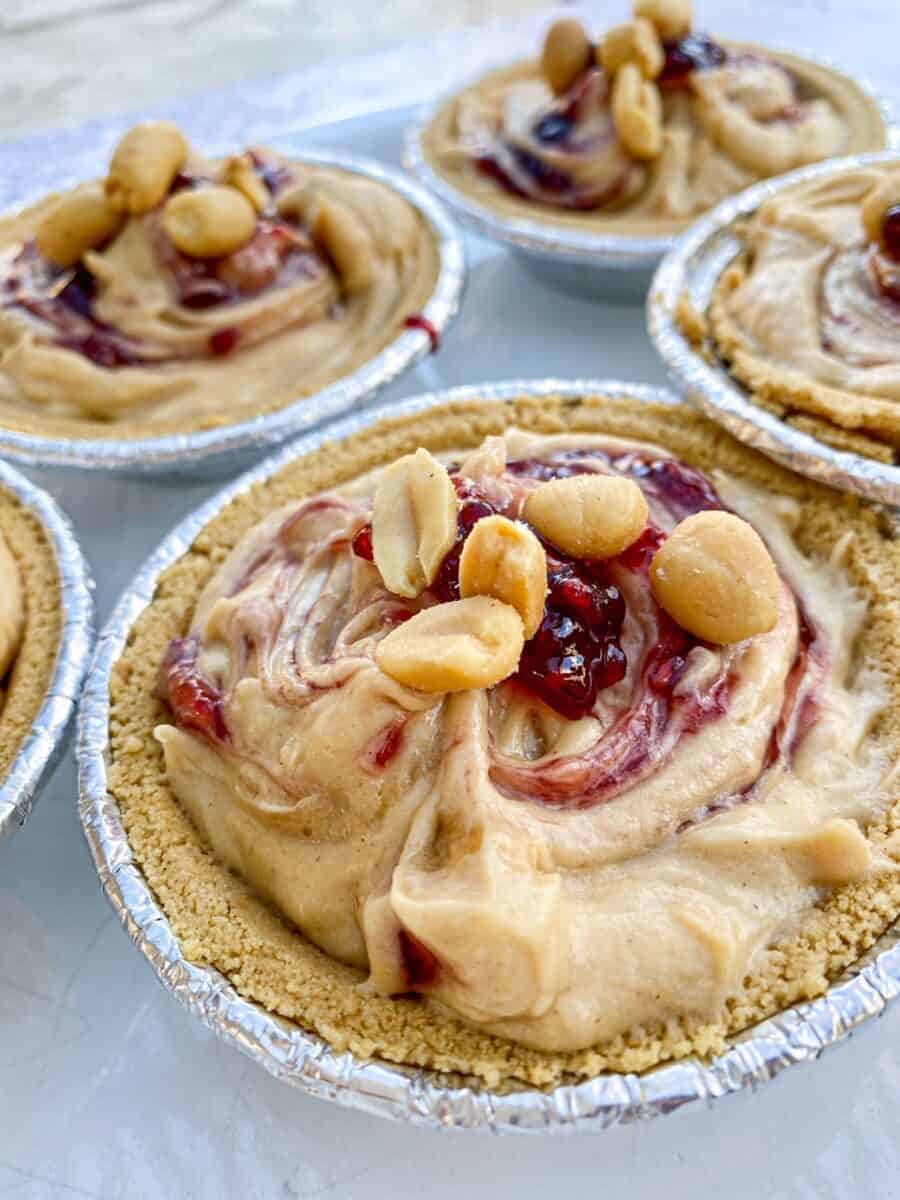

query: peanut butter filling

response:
[703,162,900,463]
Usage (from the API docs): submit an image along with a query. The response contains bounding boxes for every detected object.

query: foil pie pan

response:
[0,150,465,479]
[649,150,900,506]
[0,459,93,841]
[77,378,900,1131]
[404,51,899,305]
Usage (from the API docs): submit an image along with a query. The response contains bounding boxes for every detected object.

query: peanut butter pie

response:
[106,393,900,1087]
[0,123,440,441]
[420,0,886,238]
[689,161,900,464]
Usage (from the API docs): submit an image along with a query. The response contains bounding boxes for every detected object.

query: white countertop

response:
[3,2,900,1196]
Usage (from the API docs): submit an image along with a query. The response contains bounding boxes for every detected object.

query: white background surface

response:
[2,3,900,1197]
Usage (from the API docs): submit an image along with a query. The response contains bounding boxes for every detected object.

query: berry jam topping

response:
[659,33,727,89]
[517,553,627,720]
[209,327,239,357]
[162,637,228,742]
[404,313,441,353]
[370,719,406,768]
[351,523,374,561]
[56,264,96,319]
[164,218,321,309]
[881,205,900,263]
[398,929,440,988]
[491,146,574,195]
[247,148,296,196]
[534,111,575,145]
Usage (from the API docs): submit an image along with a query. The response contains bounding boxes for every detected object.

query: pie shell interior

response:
[0,483,63,783]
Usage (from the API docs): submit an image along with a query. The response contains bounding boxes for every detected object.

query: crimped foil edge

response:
[404,47,899,271]
[77,377,900,1131]
[0,460,94,840]
[0,150,465,475]
[648,149,900,505]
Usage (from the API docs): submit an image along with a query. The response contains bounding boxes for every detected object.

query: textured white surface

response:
[2,2,900,1195]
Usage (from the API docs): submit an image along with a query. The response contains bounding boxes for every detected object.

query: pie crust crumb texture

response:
[0,484,63,782]
[107,394,900,1090]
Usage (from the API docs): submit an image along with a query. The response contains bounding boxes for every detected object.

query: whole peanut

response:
[541,19,593,95]
[35,183,125,267]
[105,121,190,215]
[375,596,525,693]
[163,185,257,258]
[649,511,780,645]
[524,474,649,559]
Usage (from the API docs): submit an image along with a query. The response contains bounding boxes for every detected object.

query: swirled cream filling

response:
[0,528,23,702]
[712,166,900,443]
[0,148,439,431]
[156,431,891,1052]
[423,35,876,233]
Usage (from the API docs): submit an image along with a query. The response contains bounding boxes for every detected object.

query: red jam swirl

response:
[160,637,228,742]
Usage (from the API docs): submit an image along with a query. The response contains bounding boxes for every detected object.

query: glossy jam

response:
[404,313,441,353]
[659,33,727,89]
[398,929,440,987]
[161,637,228,742]
[882,205,900,262]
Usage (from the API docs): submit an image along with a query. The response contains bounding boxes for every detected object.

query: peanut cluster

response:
[32,121,375,298]
[539,0,694,161]
[368,448,780,699]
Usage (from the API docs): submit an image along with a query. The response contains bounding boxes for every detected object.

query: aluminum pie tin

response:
[404,50,898,303]
[78,377,900,1131]
[0,460,93,841]
[649,150,900,506]
[0,150,465,478]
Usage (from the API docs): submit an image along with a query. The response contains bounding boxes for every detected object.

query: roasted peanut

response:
[524,474,649,559]
[633,0,692,41]
[224,154,270,214]
[861,170,900,247]
[162,185,257,258]
[375,596,525,693]
[649,511,781,645]
[105,121,190,215]
[611,63,663,159]
[599,18,664,80]
[459,516,547,638]
[34,183,125,268]
[371,449,458,599]
[540,18,593,95]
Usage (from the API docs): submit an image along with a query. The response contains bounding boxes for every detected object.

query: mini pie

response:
[107,393,900,1088]
[682,160,900,464]
[0,123,441,442]
[419,0,887,238]
[0,484,64,784]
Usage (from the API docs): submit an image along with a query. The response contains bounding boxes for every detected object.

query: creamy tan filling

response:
[422,46,875,234]
[156,432,890,1052]
[0,162,439,429]
[0,528,23,695]
[719,166,900,403]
